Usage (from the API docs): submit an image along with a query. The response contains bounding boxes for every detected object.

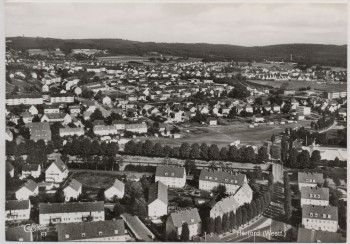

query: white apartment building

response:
[39,201,105,225]
[148,181,168,218]
[298,172,324,190]
[155,166,186,188]
[93,125,118,136]
[6,94,43,106]
[45,158,69,183]
[300,186,329,207]
[6,200,31,221]
[57,219,128,242]
[59,127,84,137]
[302,205,338,233]
[199,169,247,194]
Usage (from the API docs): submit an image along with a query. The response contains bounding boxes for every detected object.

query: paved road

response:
[222,183,286,241]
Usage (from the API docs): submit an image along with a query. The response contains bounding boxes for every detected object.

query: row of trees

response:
[124,140,270,164]
[285,148,321,169]
[311,116,335,131]
[284,172,292,222]
[201,190,272,236]
[61,137,119,156]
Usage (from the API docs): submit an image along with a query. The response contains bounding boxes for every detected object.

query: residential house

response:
[207,117,218,126]
[26,122,52,142]
[6,94,43,106]
[302,205,338,232]
[297,106,311,115]
[166,208,202,240]
[69,105,81,115]
[93,125,118,136]
[6,200,31,221]
[6,161,14,178]
[297,228,343,242]
[6,226,33,242]
[125,123,147,134]
[148,181,168,218]
[28,105,39,115]
[298,172,324,190]
[21,164,41,179]
[45,158,69,183]
[57,219,128,242]
[15,180,38,200]
[199,170,247,194]
[39,201,105,225]
[155,165,186,188]
[300,186,329,207]
[209,183,253,219]
[63,179,82,202]
[104,179,125,200]
[44,105,60,114]
[59,127,84,137]
[41,113,72,124]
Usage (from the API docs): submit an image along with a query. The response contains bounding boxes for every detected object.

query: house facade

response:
[148,181,168,218]
[166,208,202,240]
[45,158,69,183]
[6,200,31,221]
[155,166,186,188]
[39,201,105,225]
[199,170,247,194]
[302,205,338,232]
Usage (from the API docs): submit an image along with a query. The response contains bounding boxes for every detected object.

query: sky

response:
[5,2,348,46]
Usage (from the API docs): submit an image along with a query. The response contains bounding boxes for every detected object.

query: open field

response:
[72,171,117,189]
[96,55,150,63]
[248,79,346,92]
[138,121,310,147]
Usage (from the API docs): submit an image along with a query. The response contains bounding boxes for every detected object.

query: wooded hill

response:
[6,37,347,67]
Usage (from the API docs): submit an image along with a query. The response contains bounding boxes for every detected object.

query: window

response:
[65,234,69,239]
[191,219,194,223]
[99,232,103,236]
[205,176,208,179]
[306,179,309,182]
[328,215,331,219]
[171,173,174,176]
[310,213,313,217]
[209,177,212,180]
[323,214,326,218]
[317,195,320,198]
[114,230,119,235]
[18,238,23,241]
[314,213,318,217]
[225,179,228,182]
[82,233,86,238]
[215,178,218,180]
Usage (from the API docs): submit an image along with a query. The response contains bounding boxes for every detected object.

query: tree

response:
[190,143,200,159]
[246,204,253,222]
[271,134,276,143]
[212,184,227,197]
[251,201,258,219]
[287,148,299,168]
[229,211,236,231]
[113,202,125,217]
[241,207,248,226]
[170,147,180,158]
[152,143,163,157]
[200,143,209,160]
[208,144,220,160]
[257,146,269,163]
[310,150,321,168]
[184,159,196,175]
[179,143,191,159]
[297,150,311,168]
[243,146,256,164]
[90,109,104,121]
[222,213,230,232]
[208,217,215,234]
[214,216,222,234]
[236,208,242,227]
[228,145,240,162]
[180,223,190,242]
[219,147,228,161]
[124,140,135,155]
[143,140,154,156]
[134,142,143,156]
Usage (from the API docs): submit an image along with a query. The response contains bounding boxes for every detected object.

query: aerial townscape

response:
[4,3,348,243]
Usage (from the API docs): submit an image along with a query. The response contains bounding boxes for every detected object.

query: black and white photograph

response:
[3,0,348,242]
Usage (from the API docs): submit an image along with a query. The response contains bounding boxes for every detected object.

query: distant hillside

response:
[6,37,347,67]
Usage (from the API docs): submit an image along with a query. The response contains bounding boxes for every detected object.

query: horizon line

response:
[6,36,347,48]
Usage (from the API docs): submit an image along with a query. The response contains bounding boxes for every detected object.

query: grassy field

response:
[138,121,310,147]
[248,79,346,92]
[72,171,118,189]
